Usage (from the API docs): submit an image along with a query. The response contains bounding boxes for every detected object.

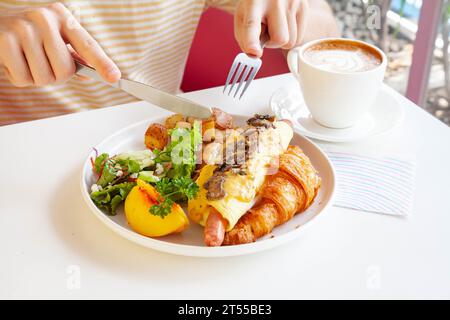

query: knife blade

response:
[75,60,212,118]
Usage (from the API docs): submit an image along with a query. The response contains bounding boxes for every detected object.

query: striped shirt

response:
[0,0,237,126]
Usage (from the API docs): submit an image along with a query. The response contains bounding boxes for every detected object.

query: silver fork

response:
[224,34,269,99]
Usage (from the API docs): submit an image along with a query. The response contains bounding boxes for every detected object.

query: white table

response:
[1,74,449,299]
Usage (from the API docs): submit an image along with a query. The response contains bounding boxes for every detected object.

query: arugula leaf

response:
[149,177,199,218]
[90,182,136,215]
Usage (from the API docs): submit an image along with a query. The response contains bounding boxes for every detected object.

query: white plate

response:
[271,84,404,143]
[80,115,336,257]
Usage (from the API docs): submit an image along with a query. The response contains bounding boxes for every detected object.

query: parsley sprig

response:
[149,177,199,218]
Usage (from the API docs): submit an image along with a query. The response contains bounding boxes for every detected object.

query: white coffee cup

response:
[287,38,387,129]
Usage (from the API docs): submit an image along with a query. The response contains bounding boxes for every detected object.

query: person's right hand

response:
[0,2,120,87]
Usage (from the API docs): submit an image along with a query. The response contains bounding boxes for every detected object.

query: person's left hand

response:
[234,0,309,57]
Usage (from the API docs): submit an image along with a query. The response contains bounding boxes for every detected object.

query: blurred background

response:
[182,0,449,126]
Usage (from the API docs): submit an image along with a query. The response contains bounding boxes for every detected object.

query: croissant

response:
[223,145,321,245]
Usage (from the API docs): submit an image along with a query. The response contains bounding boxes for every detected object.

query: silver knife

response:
[75,60,212,118]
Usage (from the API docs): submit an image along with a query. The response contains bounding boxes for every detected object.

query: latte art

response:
[303,40,382,73]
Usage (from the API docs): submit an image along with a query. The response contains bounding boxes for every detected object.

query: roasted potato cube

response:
[165,113,185,129]
[202,119,215,142]
[145,123,168,150]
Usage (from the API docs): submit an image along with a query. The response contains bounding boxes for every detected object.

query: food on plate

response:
[88,109,321,244]
[201,118,216,142]
[164,113,186,129]
[187,116,294,246]
[125,179,189,237]
[211,107,234,129]
[144,123,169,150]
[90,150,155,214]
[90,120,201,217]
[223,145,321,245]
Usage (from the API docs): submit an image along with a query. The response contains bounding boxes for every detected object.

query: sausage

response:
[204,209,227,246]
[211,108,234,129]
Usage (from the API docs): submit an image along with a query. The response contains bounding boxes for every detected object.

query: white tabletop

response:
[1,74,449,299]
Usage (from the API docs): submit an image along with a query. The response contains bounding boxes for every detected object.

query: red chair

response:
[181,7,289,92]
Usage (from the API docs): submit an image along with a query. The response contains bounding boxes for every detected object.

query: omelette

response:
[188,120,293,232]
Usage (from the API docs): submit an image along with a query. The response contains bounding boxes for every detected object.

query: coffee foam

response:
[303,40,382,73]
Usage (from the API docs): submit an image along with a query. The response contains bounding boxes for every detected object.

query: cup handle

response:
[287,48,300,79]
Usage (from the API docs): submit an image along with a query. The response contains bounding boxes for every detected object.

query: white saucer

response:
[270,84,404,143]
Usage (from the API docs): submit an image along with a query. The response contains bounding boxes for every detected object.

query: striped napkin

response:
[325,151,416,216]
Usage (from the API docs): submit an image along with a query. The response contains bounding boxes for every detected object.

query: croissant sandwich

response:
[223,145,321,245]
[188,112,322,246]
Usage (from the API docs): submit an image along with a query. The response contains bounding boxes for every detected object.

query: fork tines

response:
[223,53,262,99]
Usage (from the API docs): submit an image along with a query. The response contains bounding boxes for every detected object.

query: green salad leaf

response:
[154,121,202,179]
[90,123,201,217]
[96,158,117,187]
[114,150,154,170]
[138,171,159,183]
[93,150,154,188]
[116,158,140,174]
[90,182,136,215]
[94,153,109,174]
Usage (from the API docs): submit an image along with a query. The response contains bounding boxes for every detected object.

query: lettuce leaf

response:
[114,150,154,170]
[94,153,109,174]
[160,122,202,179]
[90,182,136,215]
[96,158,117,187]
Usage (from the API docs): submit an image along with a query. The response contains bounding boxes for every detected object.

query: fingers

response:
[265,2,289,49]
[0,31,33,87]
[44,33,75,84]
[52,3,120,83]
[296,0,309,46]
[235,1,263,57]
[234,0,307,53]
[17,20,56,86]
[27,7,75,84]
[0,3,116,87]
[283,3,298,49]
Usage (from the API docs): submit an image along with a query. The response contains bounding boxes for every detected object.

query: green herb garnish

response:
[149,177,199,218]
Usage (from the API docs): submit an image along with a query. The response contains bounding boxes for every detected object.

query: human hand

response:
[0,2,120,87]
[234,0,309,57]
